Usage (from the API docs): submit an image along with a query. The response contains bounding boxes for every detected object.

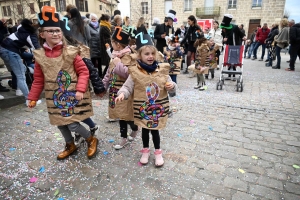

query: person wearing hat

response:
[27,6,98,160]
[154,10,176,53]
[220,14,246,80]
[115,33,177,167]
[100,27,139,149]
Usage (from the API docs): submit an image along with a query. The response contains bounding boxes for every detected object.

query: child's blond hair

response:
[137,45,157,59]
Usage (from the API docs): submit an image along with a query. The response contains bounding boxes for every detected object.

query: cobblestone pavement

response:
[0,53,300,200]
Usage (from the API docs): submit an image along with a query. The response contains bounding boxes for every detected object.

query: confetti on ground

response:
[54,189,59,196]
[39,110,43,112]
[293,165,300,169]
[138,162,143,166]
[252,155,258,160]
[103,151,109,155]
[108,139,114,143]
[208,126,213,131]
[37,130,42,132]
[56,138,63,141]
[9,148,16,151]
[39,166,45,173]
[58,198,64,200]
[196,139,199,142]
[25,122,30,125]
[54,133,60,136]
[29,177,38,183]
[238,169,245,174]
[177,134,182,137]
[203,85,208,90]
[190,120,194,124]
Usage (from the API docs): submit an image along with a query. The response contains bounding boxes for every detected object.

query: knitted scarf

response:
[100,20,111,30]
[137,60,158,73]
[91,21,99,29]
[112,46,131,58]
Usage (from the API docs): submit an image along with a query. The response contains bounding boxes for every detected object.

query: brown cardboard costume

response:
[163,47,182,75]
[107,54,136,120]
[34,46,93,126]
[129,63,170,130]
[193,43,210,74]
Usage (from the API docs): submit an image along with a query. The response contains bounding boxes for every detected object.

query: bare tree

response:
[130,2,150,26]
[283,9,290,19]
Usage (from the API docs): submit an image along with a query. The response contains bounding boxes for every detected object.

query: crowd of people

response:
[0,5,299,166]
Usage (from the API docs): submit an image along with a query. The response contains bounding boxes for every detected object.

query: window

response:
[252,0,262,7]
[184,0,192,11]
[2,6,7,16]
[39,1,50,9]
[55,0,66,12]
[165,0,172,14]
[228,0,236,9]
[17,4,23,15]
[7,6,11,16]
[99,5,102,10]
[29,3,35,14]
[84,1,88,12]
[75,0,85,12]
[141,2,148,14]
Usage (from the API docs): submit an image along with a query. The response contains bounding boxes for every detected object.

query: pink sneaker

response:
[140,148,150,164]
[154,149,164,167]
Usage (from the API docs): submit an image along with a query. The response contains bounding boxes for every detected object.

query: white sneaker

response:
[16,89,23,96]
[114,138,129,150]
[106,116,119,122]
[194,84,201,89]
[128,130,138,141]
[36,100,42,105]
[0,95,4,100]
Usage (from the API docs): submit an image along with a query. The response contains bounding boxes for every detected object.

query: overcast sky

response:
[118,0,300,23]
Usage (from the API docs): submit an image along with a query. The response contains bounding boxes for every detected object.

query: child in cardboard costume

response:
[115,33,177,167]
[101,26,139,150]
[205,37,220,79]
[27,6,98,160]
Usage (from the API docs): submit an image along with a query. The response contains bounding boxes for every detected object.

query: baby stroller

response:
[216,45,244,92]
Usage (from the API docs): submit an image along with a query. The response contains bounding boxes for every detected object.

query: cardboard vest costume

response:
[108,53,135,120]
[129,63,170,130]
[193,44,210,74]
[34,46,93,126]
[163,47,182,75]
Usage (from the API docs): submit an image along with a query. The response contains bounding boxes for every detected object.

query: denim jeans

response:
[268,46,282,67]
[247,42,256,58]
[253,42,266,59]
[82,117,95,129]
[170,75,177,83]
[0,47,29,99]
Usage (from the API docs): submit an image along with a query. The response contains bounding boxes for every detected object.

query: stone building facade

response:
[0,0,119,24]
[130,0,286,37]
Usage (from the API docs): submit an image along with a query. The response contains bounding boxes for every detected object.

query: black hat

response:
[220,14,233,29]
[166,9,176,21]
[112,27,130,45]
[135,33,153,50]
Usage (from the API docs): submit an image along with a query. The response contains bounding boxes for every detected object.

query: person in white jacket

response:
[208,20,223,69]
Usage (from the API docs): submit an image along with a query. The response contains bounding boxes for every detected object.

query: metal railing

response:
[196,6,220,18]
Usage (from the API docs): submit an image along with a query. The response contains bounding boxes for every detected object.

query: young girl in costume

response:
[205,37,220,79]
[27,6,98,160]
[193,33,210,91]
[163,34,184,84]
[101,27,139,149]
[115,33,177,167]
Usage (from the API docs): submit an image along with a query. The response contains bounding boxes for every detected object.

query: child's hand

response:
[27,100,36,108]
[115,93,124,103]
[165,82,175,90]
[105,43,110,50]
[113,57,121,66]
[75,91,84,101]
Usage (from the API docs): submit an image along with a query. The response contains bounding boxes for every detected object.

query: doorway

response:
[248,19,261,39]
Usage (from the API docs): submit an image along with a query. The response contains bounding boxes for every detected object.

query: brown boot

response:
[57,142,78,160]
[86,136,98,159]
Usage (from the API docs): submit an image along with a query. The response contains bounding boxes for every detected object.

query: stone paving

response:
[0,53,300,199]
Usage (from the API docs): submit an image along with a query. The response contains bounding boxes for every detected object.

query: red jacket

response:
[28,43,90,101]
[256,28,270,44]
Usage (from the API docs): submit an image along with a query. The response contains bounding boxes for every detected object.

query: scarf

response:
[112,46,131,58]
[91,21,99,29]
[100,20,111,30]
[137,60,158,73]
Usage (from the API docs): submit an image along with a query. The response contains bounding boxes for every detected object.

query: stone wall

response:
[130,0,286,37]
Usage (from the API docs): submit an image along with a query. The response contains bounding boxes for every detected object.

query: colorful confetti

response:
[238,169,245,174]
[292,165,300,169]
[29,177,38,183]
[39,166,45,173]
[108,139,114,143]
[251,156,258,160]
[9,148,16,151]
[37,130,42,132]
[103,151,109,155]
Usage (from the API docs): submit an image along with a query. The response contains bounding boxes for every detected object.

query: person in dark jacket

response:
[111,14,122,34]
[99,14,112,78]
[180,15,202,73]
[0,19,40,102]
[265,24,279,63]
[111,10,121,21]
[136,17,148,35]
[0,19,10,93]
[252,23,270,60]
[219,14,246,80]
[287,22,300,71]
[88,13,101,74]
[154,10,176,53]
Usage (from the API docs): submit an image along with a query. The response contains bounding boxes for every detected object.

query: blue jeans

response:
[253,43,266,59]
[170,75,177,83]
[82,117,95,129]
[247,42,256,58]
[0,47,29,99]
[268,46,282,67]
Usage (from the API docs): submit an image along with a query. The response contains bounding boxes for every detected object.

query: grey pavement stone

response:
[257,176,284,190]
[249,185,280,200]
[266,169,288,181]
[283,193,300,200]
[286,141,300,147]
[232,191,257,200]
[0,176,13,190]
[224,176,248,192]
[285,182,300,195]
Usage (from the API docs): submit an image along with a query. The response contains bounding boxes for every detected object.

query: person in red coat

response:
[252,23,270,61]
[27,6,98,160]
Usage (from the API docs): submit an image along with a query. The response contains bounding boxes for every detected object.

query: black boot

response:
[211,73,214,79]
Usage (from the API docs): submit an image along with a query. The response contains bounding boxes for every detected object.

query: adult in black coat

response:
[136,17,148,35]
[180,15,202,72]
[154,17,174,53]
[265,24,279,62]
[288,23,300,71]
